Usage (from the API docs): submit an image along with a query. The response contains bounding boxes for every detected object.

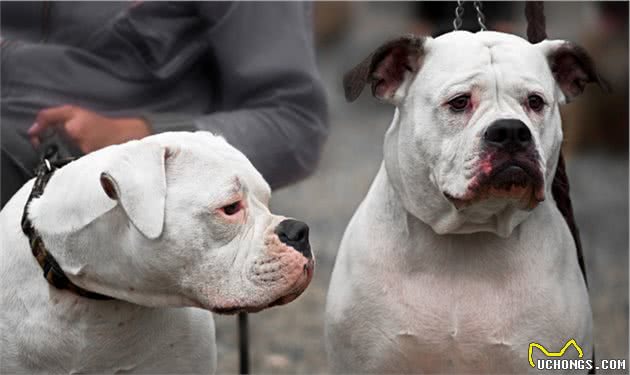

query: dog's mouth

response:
[445,153,545,210]
[212,259,314,315]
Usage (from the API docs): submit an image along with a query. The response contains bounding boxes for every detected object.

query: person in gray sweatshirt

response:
[1,2,328,206]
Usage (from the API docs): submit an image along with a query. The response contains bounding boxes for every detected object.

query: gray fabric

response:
[1,1,328,206]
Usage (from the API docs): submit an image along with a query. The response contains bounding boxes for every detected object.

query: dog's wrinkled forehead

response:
[421,31,555,96]
[344,30,606,106]
[150,131,271,199]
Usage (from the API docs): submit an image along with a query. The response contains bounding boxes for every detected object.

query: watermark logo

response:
[528,339,583,368]
[529,339,626,371]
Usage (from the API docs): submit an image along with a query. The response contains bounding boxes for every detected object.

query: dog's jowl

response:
[325,31,604,373]
[0,131,314,373]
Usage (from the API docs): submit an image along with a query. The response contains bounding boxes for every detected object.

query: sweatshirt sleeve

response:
[144,2,329,189]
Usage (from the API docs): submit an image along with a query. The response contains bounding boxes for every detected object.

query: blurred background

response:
[214,2,629,373]
[1,1,626,373]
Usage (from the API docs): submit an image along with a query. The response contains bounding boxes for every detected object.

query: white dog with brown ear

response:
[0,131,314,373]
[326,31,605,373]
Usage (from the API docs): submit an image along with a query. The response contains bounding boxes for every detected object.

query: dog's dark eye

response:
[221,201,242,216]
[448,95,471,112]
[527,95,545,112]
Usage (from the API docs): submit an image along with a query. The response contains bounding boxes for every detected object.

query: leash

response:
[523,1,588,288]
[21,148,113,300]
[238,311,250,374]
[453,2,593,371]
[452,0,487,31]
[450,0,588,288]
[524,3,593,371]
[525,5,593,371]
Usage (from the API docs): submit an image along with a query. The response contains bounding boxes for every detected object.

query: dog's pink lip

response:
[444,159,545,210]
[267,259,314,307]
[212,259,314,315]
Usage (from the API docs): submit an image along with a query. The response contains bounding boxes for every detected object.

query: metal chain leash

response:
[453,1,488,31]
[453,0,465,30]
[473,1,487,31]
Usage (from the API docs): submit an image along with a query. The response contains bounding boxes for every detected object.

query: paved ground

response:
[214,3,628,373]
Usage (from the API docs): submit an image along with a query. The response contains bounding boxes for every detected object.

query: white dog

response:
[1,131,314,373]
[326,31,604,373]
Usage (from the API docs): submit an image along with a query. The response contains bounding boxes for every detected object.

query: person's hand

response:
[28,105,151,153]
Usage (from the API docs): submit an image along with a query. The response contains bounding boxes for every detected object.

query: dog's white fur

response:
[325,31,592,373]
[1,132,313,373]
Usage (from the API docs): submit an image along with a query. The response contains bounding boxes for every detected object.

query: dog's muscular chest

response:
[326,192,591,373]
[354,270,557,373]
[5,294,215,373]
[333,249,588,373]
[0,242,215,373]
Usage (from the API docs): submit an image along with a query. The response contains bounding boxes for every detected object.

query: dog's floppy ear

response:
[99,141,168,239]
[537,40,610,103]
[343,35,426,104]
[28,141,169,238]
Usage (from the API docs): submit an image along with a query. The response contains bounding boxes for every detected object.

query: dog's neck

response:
[34,204,198,308]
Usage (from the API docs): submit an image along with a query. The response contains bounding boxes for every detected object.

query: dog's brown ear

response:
[538,40,610,102]
[343,35,426,104]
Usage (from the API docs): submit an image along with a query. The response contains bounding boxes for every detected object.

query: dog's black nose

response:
[483,119,532,150]
[275,219,311,258]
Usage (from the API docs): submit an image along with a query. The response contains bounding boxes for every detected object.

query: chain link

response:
[473,1,488,31]
[453,1,488,31]
[453,0,465,30]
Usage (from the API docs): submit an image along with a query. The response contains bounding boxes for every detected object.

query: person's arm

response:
[148,2,328,189]
[30,2,328,189]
